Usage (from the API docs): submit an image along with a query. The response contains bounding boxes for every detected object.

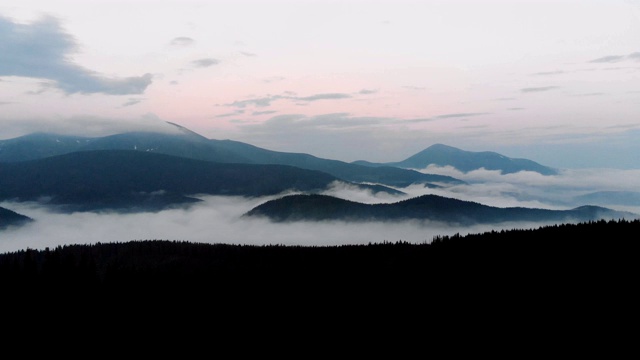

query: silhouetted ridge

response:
[0,206,33,229]
[0,150,348,212]
[246,193,636,225]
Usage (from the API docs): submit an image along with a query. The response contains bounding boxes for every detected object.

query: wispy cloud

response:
[0,15,152,95]
[399,112,489,123]
[240,51,257,57]
[435,112,490,119]
[262,76,285,83]
[358,89,378,95]
[532,70,566,76]
[170,36,194,47]
[215,110,245,118]
[521,86,560,93]
[403,86,426,91]
[252,110,277,116]
[589,55,625,63]
[589,52,640,63]
[120,98,144,107]
[192,58,220,68]
[227,95,283,108]
[571,92,606,97]
[295,93,352,101]
[226,92,352,109]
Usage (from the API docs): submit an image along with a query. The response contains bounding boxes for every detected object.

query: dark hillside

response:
[245,193,637,225]
[0,150,343,211]
[1,219,636,303]
[0,206,33,229]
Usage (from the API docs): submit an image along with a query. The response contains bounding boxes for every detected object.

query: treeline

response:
[1,219,637,301]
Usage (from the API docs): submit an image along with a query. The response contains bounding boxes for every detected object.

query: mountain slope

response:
[0,133,90,162]
[245,194,636,225]
[0,150,396,212]
[0,124,465,187]
[353,143,558,175]
[0,206,33,229]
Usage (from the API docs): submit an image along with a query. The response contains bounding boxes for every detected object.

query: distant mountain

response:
[0,150,401,212]
[573,191,640,207]
[353,143,558,175]
[0,206,33,229]
[245,194,636,225]
[0,123,464,188]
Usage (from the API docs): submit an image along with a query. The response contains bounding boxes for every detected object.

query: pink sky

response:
[1,0,639,167]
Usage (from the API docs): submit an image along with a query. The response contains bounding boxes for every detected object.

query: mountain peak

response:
[395,144,558,175]
[163,122,210,141]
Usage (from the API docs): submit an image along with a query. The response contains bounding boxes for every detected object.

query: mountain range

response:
[353,143,558,175]
[244,194,636,225]
[0,123,463,188]
[0,150,406,212]
[0,121,635,229]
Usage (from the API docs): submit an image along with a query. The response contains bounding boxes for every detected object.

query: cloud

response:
[121,98,144,107]
[252,110,277,116]
[358,89,378,94]
[520,86,559,93]
[589,55,626,63]
[0,15,153,95]
[532,71,566,76]
[295,93,352,101]
[192,58,220,67]
[226,92,352,109]
[262,76,285,83]
[403,86,426,90]
[170,36,194,46]
[227,95,283,108]
[0,113,179,140]
[240,51,257,57]
[215,110,245,118]
[571,92,606,97]
[435,112,490,119]
[400,113,489,123]
[589,52,640,63]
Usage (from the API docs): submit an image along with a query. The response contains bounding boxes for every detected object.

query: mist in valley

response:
[2,166,639,254]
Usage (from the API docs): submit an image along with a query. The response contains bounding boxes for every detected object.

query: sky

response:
[1,0,639,169]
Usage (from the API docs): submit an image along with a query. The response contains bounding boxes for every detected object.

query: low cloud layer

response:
[0,15,152,95]
[2,169,639,254]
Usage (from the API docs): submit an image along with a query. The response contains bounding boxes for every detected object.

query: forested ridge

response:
[1,219,637,299]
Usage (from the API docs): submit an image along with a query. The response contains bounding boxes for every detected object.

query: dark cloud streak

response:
[520,86,560,93]
[589,51,640,63]
[226,92,352,109]
[170,36,194,46]
[192,58,220,68]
